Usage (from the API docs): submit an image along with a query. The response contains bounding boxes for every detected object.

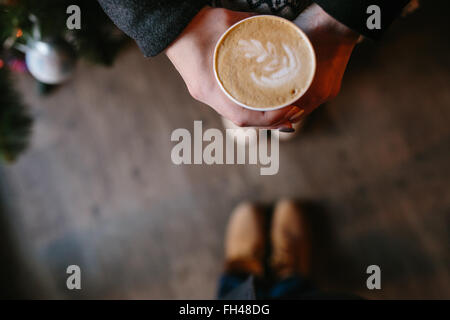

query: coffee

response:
[214,15,315,110]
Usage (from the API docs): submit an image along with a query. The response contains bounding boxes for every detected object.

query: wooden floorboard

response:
[0,1,448,299]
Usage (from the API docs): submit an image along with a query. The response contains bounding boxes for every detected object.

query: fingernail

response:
[279,127,295,133]
[289,110,305,122]
[278,121,295,132]
[277,119,295,132]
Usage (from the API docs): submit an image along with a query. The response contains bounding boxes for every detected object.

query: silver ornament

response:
[24,39,77,85]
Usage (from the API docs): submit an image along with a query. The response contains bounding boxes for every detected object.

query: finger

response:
[232,106,295,127]
[260,106,302,127]
[228,104,303,128]
[276,121,295,133]
[285,108,305,123]
[211,90,303,127]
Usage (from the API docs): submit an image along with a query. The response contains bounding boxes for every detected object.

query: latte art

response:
[238,39,301,88]
[214,16,316,110]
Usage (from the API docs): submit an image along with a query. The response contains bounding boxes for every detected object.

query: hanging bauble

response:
[24,38,77,85]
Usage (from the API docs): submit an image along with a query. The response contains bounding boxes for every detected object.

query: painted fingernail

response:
[289,110,305,122]
[277,120,294,132]
[279,127,295,133]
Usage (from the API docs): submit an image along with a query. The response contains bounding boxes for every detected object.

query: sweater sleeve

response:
[313,0,410,39]
[98,0,210,57]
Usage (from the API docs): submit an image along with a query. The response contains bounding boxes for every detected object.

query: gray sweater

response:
[98,0,409,57]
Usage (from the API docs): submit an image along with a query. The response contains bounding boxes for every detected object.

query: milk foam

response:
[238,39,301,88]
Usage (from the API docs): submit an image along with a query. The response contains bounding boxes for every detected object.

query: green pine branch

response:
[0,68,32,163]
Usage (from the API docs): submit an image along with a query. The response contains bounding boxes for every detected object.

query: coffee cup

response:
[214,15,316,111]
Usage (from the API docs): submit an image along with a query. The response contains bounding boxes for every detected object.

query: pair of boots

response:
[224,200,310,279]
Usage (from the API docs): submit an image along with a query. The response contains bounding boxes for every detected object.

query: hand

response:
[166,7,301,130]
[166,5,359,129]
[292,4,359,117]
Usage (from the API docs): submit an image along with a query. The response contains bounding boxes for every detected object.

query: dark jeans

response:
[217,274,317,300]
[217,273,361,300]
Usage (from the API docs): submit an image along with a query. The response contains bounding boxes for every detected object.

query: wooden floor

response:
[0,1,449,299]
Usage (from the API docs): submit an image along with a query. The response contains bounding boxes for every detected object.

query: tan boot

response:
[270,199,311,279]
[224,202,265,277]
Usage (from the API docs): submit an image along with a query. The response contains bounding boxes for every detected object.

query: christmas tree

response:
[0,67,32,163]
[0,0,126,162]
